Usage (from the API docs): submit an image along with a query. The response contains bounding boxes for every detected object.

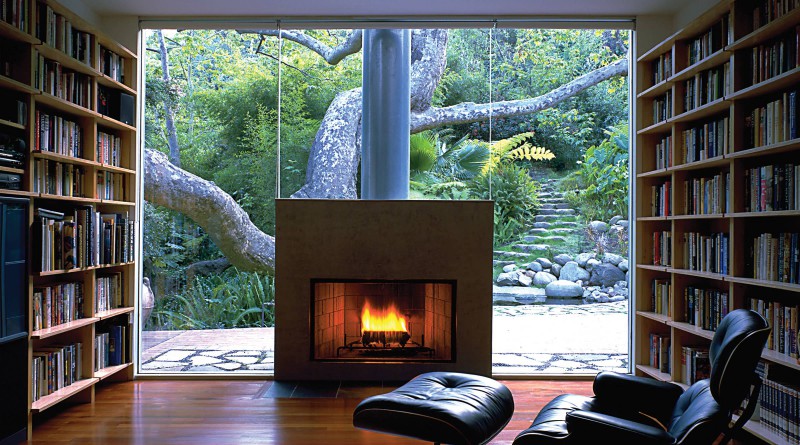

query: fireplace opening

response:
[312,280,455,362]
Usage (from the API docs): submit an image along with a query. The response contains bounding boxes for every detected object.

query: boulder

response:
[586,258,602,271]
[609,215,625,225]
[603,253,624,266]
[550,263,561,278]
[575,252,596,267]
[496,271,520,286]
[518,273,533,287]
[533,272,557,286]
[553,253,573,266]
[559,261,590,282]
[535,257,553,269]
[618,220,630,229]
[589,263,626,287]
[502,264,518,273]
[526,262,543,273]
[492,285,547,305]
[545,280,584,298]
[619,259,629,272]
[588,221,609,233]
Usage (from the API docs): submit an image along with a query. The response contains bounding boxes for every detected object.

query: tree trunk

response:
[157,30,181,167]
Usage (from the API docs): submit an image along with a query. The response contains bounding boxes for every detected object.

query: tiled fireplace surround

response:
[274,199,493,381]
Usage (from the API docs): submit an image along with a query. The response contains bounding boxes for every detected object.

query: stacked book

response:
[744,90,799,148]
[750,298,799,359]
[649,333,671,373]
[653,231,672,266]
[99,46,125,84]
[34,110,83,157]
[34,51,93,108]
[682,231,728,274]
[31,342,83,402]
[750,232,800,283]
[651,278,671,316]
[680,346,710,385]
[655,135,672,169]
[683,172,729,215]
[35,3,92,65]
[32,282,84,330]
[651,181,671,216]
[95,273,123,313]
[744,162,799,212]
[681,116,729,163]
[683,286,731,331]
[96,131,121,166]
[94,324,128,370]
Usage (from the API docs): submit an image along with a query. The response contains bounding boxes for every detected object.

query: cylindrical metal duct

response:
[361,29,411,200]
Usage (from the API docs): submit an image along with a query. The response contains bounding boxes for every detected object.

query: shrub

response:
[470,163,540,245]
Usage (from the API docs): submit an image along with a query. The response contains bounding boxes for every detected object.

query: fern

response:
[506,144,556,161]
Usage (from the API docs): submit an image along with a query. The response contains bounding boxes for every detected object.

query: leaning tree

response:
[144,29,628,275]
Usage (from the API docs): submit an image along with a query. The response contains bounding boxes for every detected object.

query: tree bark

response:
[144,148,275,273]
[157,30,181,167]
[243,29,363,65]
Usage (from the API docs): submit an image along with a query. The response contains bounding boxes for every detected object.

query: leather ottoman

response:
[353,372,514,445]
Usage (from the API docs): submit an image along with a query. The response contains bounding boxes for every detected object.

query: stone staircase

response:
[494,179,586,264]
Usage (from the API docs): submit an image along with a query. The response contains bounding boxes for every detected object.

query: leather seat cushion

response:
[513,394,597,445]
[353,372,514,445]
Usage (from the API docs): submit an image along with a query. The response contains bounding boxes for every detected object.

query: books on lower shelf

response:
[95,273,123,313]
[94,322,128,370]
[756,362,800,444]
[653,231,672,266]
[683,172,729,215]
[31,342,83,402]
[649,333,671,373]
[749,232,800,283]
[680,345,710,385]
[680,116,729,163]
[32,281,84,330]
[96,170,124,201]
[32,158,85,197]
[749,298,799,359]
[655,135,672,169]
[684,286,731,331]
[682,231,728,274]
[652,279,671,316]
[744,162,799,212]
[37,206,135,272]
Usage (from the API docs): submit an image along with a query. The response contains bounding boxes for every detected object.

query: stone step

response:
[535,214,577,222]
[555,203,572,209]
[523,235,567,243]
[493,250,531,259]
[493,260,517,267]
[511,243,551,253]
[549,227,578,234]
[527,228,549,234]
[537,192,554,198]
[532,222,552,229]
[550,221,582,227]
[493,285,547,305]
[539,198,567,204]
[540,204,556,210]
[538,208,576,216]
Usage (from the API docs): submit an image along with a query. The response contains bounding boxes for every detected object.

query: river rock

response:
[619,259,629,272]
[526,261,543,272]
[603,253,624,266]
[518,273,533,287]
[609,215,624,225]
[589,221,609,233]
[496,271,520,286]
[559,261,590,282]
[586,258,602,271]
[550,263,562,278]
[533,272,557,286]
[590,263,626,287]
[553,253,573,266]
[503,264,518,273]
[535,257,552,269]
[545,280,584,298]
[575,252,596,267]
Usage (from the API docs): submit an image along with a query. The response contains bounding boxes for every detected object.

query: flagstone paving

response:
[140,301,628,374]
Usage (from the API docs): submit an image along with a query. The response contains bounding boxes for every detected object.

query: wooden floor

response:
[30,379,594,444]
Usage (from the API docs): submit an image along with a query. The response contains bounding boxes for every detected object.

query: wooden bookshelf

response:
[0,0,138,440]
[635,1,800,444]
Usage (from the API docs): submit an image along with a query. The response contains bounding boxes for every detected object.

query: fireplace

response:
[275,199,492,381]
[312,280,454,362]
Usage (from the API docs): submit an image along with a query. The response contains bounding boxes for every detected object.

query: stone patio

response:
[140,301,628,374]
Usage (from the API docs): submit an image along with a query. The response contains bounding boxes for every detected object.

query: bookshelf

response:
[635,1,800,444]
[0,0,137,440]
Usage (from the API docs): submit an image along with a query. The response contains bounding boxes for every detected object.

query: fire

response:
[361,300,407,333]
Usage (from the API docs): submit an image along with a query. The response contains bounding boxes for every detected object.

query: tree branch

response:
[410,57,629,133]
[240,29,363,65]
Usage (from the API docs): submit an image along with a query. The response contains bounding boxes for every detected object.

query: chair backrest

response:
[708,309,770,410]
[667,309,770,444]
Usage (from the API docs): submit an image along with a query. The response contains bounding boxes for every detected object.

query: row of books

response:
[32,158,85,197]
[654,135,672,169]
[32,281,84,331]
[97,131,121,166]
[744,90,799,149]
[35,3,92,66]
[680,345,710,385]
[687,14,731,66]
[683,286,731,331]
[653,90,673,124]
[749,27,800,86]
[96,170,125,201]
[649,333,670,373]
[653,231,672,266]
[683,172,729,215]
[744,162,799,212]
[750,232,800,283]
[682,231,729,275]
[34,51,92,108]
[680,116,729,164]
[682,63,728,113]
[750,298,798,358]
[99,46,125,84]
[756,361,800,443]
[38,207,135,272]
[651,51,673,85]
[95,273,123,313]
[34,110,83,158]
[31,342,83,403]
[94,324,128,370]
[0,0,28,32]
[651,278,671,316]
[751,0,800,30]
[651,181,671,217]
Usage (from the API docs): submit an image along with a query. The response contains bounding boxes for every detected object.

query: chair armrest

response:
[593,371,684,424]
[566,410,675,445]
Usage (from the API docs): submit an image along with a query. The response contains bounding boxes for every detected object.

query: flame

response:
[361,300,407,333]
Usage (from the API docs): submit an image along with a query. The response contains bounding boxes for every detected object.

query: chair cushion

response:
[353,372,514,445]
[513,394,596,444]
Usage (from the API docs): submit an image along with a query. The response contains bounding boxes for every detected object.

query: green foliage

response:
[149,269,275,330]
[564,123,629,221]
[409,130,490,199]
[470,163,540,246]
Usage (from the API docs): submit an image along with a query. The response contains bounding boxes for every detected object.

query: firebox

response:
[312,280,454,362]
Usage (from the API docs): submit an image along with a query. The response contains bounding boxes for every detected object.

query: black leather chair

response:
[513,309,770,445]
